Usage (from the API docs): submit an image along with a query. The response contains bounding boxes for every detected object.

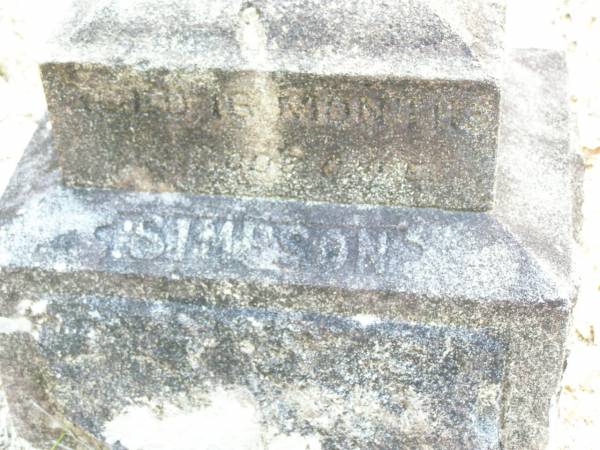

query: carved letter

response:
[276,225,311,272]
[192,218,234,257]
[357,229,388,275]
[317,229,349,271]
[127,216,166,260]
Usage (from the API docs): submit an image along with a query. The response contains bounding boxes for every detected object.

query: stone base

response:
[0,49,581,449]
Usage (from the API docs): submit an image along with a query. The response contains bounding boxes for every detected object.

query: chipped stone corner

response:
[0,300,104,449]
[0,331,107,450]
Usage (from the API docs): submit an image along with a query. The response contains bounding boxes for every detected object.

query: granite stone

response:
[39,0,505,210]
[0,47,582,449]
[41,295,505,449]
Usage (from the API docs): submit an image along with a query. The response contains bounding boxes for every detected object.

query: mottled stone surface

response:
[0,49,582,449]
[39,0,504,210]
[41,295,504,449]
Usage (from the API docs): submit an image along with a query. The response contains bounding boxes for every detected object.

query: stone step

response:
[38,0,505,210]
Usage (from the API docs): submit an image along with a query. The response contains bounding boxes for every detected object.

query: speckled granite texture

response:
[0,0,586,448]
[0,44,582,449]
[39,0,504,210]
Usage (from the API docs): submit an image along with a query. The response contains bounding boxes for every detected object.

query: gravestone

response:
[41,0,503,211]
[0,1,581,449]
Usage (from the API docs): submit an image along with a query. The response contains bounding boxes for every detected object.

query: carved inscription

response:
[80,89,468,133]
[53,64,498,209]
[72,71,484,135]
[94,214,423,277]
[276,91,467,132]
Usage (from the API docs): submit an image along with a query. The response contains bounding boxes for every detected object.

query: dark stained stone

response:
[40,295,505,449]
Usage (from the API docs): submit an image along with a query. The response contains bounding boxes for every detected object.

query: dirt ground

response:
[0,1,598,449]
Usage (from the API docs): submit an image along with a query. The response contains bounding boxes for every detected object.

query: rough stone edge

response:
[37,0,504,82]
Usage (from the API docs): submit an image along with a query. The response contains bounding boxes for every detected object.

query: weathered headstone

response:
[41,0,503,211]
[0,1,581,449]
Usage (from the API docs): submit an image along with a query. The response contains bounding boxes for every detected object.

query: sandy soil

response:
[0,1,598,448]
